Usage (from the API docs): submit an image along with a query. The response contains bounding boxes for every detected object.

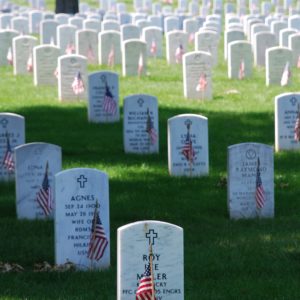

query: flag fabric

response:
[87,45,95,61]
[280,61,291,86]
[196,73,207,92]
[72,71,85,95]
[103,83,117,115]
[175,44,184,64]
[182,129,195,163]
[65,42,75,55]
[297,55,300,69]
[146,109,157,145]
[294,108,300,142]
[138,53,144,77]
[7,47,13,65]
[2,133,14,171]
[87,208,108,261]
[53,67,58,79]
[107,45,115,67]
[136,263,155,300]
[255,157,265,209]
[188,32,195,44]
[27,53,33,72]
[150,39,157,56]
[238,59,245,80]
[36,162,52,216]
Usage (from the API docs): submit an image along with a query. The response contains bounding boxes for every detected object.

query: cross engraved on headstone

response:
[100,74,106,83]
[184,119,192,127]
[77,175,88,188]
[290,97,297,106]
[137,98,144,107]
[246,148,256,160]
[145,229,158,245]
[0,118,8,128]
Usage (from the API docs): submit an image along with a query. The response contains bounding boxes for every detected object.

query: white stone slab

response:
[0,113,25,182]
[288,33,300,67]
[0,29,18,66]
[123,94,159,153]
[121,24,140,42]
[102,19,120,31]
[69,16,84,30]
[253,31,276,67]
[227,143,274,219]
[58,54,88,101]
[29,10,42,34]
[275,93,300,151]
[99,30,121,65]
[15,142,62,219]
[224,29,245,60]
[117,220,184,300]
[55,168,110,270]
[11,16,29,34]
[271,20,287,43]
[164,16,180,33]
[88,71,120,123]
[168,114,209,177]
[141,26,163,58]
[166,30,188,65]
[55,13,70,25]
[76,29,98,64]
[279,28,297,47]
[183,51,212,100]
[40,19,58,44]
[83,19,101,32]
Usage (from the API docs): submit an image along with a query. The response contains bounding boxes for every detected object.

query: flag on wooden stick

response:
[196,73,207,92]
[7,47,13,65]
[107,45,115,67]
[103,83,117,115]
[255,157,265,210]
[2,132,14,172]
[72,71,85,95]
[175,44,184,64]
[27,53,33,72]
[280,61,291,86]
[238,59,245,80]
[138,52,144,77]
[150,39,157,56]
[146,108,157,145]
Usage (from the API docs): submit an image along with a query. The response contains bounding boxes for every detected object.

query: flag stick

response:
[149,243,155,300]
[90,200,99,270]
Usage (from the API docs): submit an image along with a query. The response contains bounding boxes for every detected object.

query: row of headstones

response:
[223,12,300,84]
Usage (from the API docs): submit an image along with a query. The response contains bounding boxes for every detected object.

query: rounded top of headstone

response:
[55,167,108,178]
[227,142,273,151]
[14,142,61,152]
[117,220,183,232]
[0,112,24,119]
[168,113,208,123]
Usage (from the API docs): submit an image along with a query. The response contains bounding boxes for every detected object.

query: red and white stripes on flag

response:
[87,207,108,261]
[196,73,207,92]
[280,61,291,86]
[2,133,14,172]
[255,157,265,210]
[87,45,95,62]
[238,59,245,80]
[27,53,33,72]
[138,53,144,77]
[65,42,75,55]
[175,44,184,64]
[188,32,195,44]
[150,39,157,56]
[7,47,13,65]
[136,263,156,300]
[146,109,157,145]
[107,45,115,67]
[103,83,117,115]
[294,107,300,142]
[36,162,52,216]
[72,71,85,95]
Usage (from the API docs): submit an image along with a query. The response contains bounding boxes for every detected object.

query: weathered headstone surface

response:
[224,29,245,60]
[266,46,293,86]
[0,14,13,29]
[15,142,62,219]
[40,19,59,44]
[270,20,287,43]
[99,30,121,65]
[288,15,300,30]
[0,29,18,66]
[11,16,29,34]
[58,54,87,101]
[279,28,297,47]
[29,10,42,34]
[69,16,84,30]
[183,51,212,100]
[0,113,25,181]
[164,16,180,33]
[88,71,120,123]
[275,93,300,151]
[55,168,110,270]
[83,19,101,32]
[141,26,163,58]
[120,24,140,42]
[250,23,269,44]
[166,30,188,65]
[117,220,184,300]
[288,33,300,67]
[122,39,147,76]
[253,31,276,67]
[102,19,120,31]
[123,94,158,153]
[228,41,253,79]
[13,35,38,75]
[227,143,274,219]
[168,114,209,177]
[57,24,77,55]
[76,29,98,64]
[33,44,60,86]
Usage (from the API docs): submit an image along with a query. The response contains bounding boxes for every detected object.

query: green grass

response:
[1,6,300,299]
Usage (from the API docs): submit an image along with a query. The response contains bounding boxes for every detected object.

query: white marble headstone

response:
[117,220,184,300]
[123,94,159,153]
[98,30,121,65]
[168,114,209,177]
[120,24,140,42]
[57,24,77,55]
[227,143,274,219]
[15,142,62,219]
[55,168,110,270]
[253,31,276,67]
[0,30,19,66]
[76,29,98,64]
[88,71,120,123]
[166,30,188,65]
[0,113,25,181]
[142,26,163,58]
[40,19,59,44]
[288,33,300,67]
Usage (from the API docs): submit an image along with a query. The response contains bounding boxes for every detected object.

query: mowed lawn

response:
[1,2,300,299]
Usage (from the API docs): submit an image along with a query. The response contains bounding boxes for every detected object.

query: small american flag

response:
[175,44,184,64]
[182,126,195,163]
[280,61,291,86]
[297,55,300,69]
[294,105,300,142]
[72,71,85,95]
[146,108,157,145]
[36,162,52,216]
[150,39,157,56]
[87,207,108,261]
[238,59,245,80]
[196,73,207,92]
[7,47,13,65]
[87,44,95,62]
[188,32,195,44]
[27,53,33,72]
[136,263,156,300]
[2,132,14,172]
[107,45,115,67]
[65,42,75,55]
[103,83,117,115]
[53,67,58,79]
[255,157,265,210]
[138,53,144,77]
